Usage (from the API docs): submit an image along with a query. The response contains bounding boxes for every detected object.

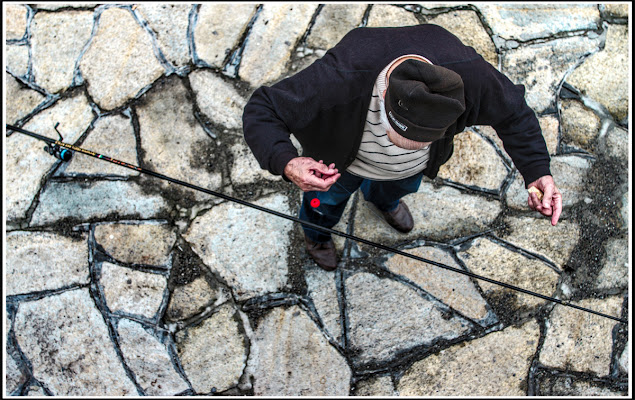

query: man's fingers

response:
[551,192,563,225]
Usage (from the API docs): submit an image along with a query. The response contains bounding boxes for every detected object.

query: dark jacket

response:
[242,24,551,186]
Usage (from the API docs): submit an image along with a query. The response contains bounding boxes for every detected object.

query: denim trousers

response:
[299,169,426,243]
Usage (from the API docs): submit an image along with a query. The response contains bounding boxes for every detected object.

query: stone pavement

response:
[4,3,631,397]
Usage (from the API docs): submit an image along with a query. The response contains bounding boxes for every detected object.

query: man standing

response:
[242,24,562,271]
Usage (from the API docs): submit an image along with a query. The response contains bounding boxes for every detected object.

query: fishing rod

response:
[6,123,627,324]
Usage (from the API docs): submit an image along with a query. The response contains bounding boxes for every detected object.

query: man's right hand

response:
[284,157,341,192]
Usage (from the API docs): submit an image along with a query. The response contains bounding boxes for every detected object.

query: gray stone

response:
[194,4,256,68]
[598,124,629,163]
[166,276,228,322]
[567,24,629,122]
[184,194,292,300]
[505,155,593,211]
[457,237,560,311]
[135,4,191,67]
[175,302,247,394]
[398,320,540,396]
[80,7,165,110]
[539,296,623,376]
[498,216,580,270]
[595,238,628,291]
[229,139,283,186]
[305,4,366,50]
[354,375,395,396]
[536,374,627,396]
[239,4,318,86]
[618,182,629,232]
[477,4,600,42]
[560,99,601,152]
[30,180,170,226]
[502,34,601,113]
[137,75,222,201]
[31,11,94,93]
[247,305,351,396]
[437,129,510,192]
[6,4,28,40]
[33,4,95,10]
[603,4,629,19]
[5,231,89,296]
[619,341,629,375]
[354,181,501,244]
[6,72,46,125]
[366,4,419,27]
[62,114,139,177]
[116,318,189,396]
[345,272,470,366]
[100,262,167,319]
[385,246,490,322]
[94,222,175,266]
[305,266,342,343]
[13,289,138,396]
[6,93,93,222]
[6,44,30,77]
[189,69,246,130]
[428,10,498,66]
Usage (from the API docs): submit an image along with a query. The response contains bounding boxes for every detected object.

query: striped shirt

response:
[346,57,431,181]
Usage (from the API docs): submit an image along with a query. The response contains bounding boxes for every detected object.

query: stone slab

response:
[135,4,191,67]
[94,222,176,266]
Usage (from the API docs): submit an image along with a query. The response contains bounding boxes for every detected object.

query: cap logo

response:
[388,110,408,132]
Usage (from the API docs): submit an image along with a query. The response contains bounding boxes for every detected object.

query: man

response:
[243,24,562,271]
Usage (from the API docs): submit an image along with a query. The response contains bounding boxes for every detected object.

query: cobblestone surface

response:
[4,3,630,396]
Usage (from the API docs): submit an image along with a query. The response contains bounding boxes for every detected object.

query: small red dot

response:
[310,198,320,208]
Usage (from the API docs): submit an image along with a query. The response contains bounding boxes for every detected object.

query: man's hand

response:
[284,157,341,192]
[527,175,562,226]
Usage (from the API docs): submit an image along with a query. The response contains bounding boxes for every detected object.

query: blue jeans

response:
[299,170,425,243]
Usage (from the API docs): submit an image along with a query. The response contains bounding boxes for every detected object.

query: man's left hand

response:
[527,175,562,226]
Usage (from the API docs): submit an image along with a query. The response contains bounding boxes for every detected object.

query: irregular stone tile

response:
[603,4,629,18]
[6,231,89,296]
[6,72,46,124]
[498,216,580,269]
[437,129,510,192]
[229,139,283,186]
[385,246,490,322]
[354,181,501,244]
[560,99,601,152]
[61,114,139,177]
[505,154,594,211]
[80,7,165,110]
[184,194,292,300]
[13,288,138,396]
[502,34,601,113]
[595,238,628,290]
[305,4,367,49]
[239,4,318,86]
[33,4,95,10]
[539,295,623,376]
[6,94,93,222]
[135,4,191,67]
[457,237,560,311]
[566,24,629,122]
[618,182,629,233]
[136,75,222,201]
[6,4,28,40]
[477,115,559,160]
[166,276,227,322]
[247,305,351,396]
[100,262,167,319]
[305,266,342,343]
[535,373,627,396]
[345,272,470,366]
[189,69,246,130]
[5,323,27,397]
[31,10,93,93]
[477,4,600,42]
[354,375,395,396]
[24,385,47,396]
[116,318,189,396]
[6,44,30,77]
[366,4,419,27]
[194,3,256,68]
[30,180,170,226]
[598,124,629,163]
[427,9,498,66]
[619,341,629,375]
[398,319,540,396]
[94,222,175,266]
[175,303,247,394]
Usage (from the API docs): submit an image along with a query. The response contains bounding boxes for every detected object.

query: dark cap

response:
[385,59,466,142]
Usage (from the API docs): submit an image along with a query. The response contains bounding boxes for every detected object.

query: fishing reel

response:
[43,122,73,162]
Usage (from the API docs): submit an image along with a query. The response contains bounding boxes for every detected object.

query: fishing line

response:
[6,123,627,324]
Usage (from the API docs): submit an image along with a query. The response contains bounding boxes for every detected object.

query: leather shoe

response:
[304,236,338,271]
[380,200,414,233]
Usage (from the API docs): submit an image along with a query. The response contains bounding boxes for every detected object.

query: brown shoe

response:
[380,200,414,233]
[304,236,338,271]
